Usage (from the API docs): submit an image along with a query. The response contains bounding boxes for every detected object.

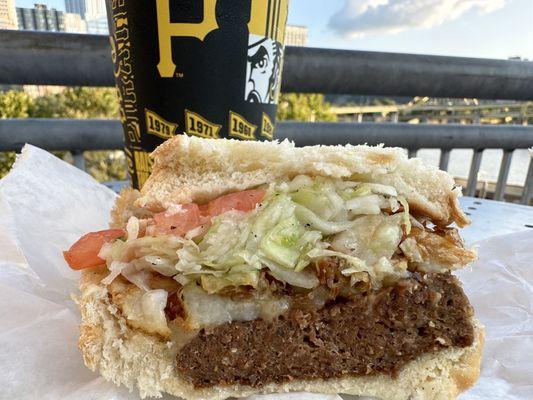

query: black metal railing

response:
[0,30,532,204]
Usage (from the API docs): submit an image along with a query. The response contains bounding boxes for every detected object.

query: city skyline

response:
[16,3,86,32]
[11,0,533,60]
[65,0,104,19]
[15,0,107,34]
[0,0,18,29]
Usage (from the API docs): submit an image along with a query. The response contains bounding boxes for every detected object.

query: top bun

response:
[137,136,469,227]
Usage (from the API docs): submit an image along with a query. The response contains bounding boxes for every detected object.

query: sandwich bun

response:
[138,136,469,227]
[77,137,482,400]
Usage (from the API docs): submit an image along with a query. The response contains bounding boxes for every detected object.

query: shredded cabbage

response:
[126,216,140,241]
[285,175,314,192]
[200,266,259,294]
[101,260,128,285]
[294,204,356,234]
[122,264,151,291]
[260,215,303,268]
[290,178,344,220]
[398,196,411,234]
[361,183,398,197]
[258,213,321,271]
[291,187,332,218]
[261,258,319,289]
[100,176,414,293]
[370,219,403,257]
[136,255,176,276]
[345,195,383,215]
[341,183,397,199]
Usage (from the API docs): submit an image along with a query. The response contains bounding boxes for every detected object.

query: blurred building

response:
[65,0,105,19]
[17,4,64,31]
[17,4,86,33]
[85,14,107,34]
[64,12,86,33]
[65,0,107,34]
[285,25,308,47]
[65,0,85,17]
[0,0,18,29]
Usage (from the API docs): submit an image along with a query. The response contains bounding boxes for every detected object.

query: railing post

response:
[407,149,418,158]
[494,149,513,201]
[466,149,483,197]
[521,157,533,205]
[72,150,86,171]
[439,149,451,171]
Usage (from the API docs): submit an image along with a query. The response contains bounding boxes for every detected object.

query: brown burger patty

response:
[176,273,474,388]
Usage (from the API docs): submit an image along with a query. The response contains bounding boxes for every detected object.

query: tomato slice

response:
[198,203,209,217]
[207,189,266,217]
[63,229,124,270]
[151,189,265,236]
[152,203,202,236]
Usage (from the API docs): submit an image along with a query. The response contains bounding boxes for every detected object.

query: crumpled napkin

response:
[0,145,531,400]
[456,231,533,400]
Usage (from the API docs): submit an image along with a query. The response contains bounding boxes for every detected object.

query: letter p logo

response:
[156,0,219,77]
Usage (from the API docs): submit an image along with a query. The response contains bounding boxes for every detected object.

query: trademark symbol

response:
[175,72,184,78]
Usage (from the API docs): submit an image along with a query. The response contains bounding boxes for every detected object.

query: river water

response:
[416,149,531,187]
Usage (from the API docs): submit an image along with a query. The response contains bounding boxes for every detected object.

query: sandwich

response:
[65,136,483,400]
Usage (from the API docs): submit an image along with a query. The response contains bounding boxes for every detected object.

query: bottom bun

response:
[77,270,484,400]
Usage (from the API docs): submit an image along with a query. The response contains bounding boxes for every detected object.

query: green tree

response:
[0,91,35,177]
[83,150,128,182]
[277,93,337,122]
[0,90,33,118]
[30,87,126,182]
[1,87,125,180]
[30,87,119,118]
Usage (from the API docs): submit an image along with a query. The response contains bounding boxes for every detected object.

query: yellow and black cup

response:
[106,0,290,188]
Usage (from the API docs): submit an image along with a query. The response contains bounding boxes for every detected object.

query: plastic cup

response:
[106,0,290,188]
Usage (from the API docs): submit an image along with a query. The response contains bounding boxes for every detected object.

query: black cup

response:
[106,0,290,188]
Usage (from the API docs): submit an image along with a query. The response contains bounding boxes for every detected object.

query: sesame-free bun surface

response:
[138,136,469,227]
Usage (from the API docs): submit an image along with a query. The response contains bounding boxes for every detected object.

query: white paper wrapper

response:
[0,145,531,400]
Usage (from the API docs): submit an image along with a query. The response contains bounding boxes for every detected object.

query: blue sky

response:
[17,0,533,60]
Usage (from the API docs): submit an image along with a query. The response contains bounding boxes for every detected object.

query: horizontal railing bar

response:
[2,30,533,100]
[277,122,533,149]
[0,31,111,87]
[333,102,533,113]
[1,119,533,151]
[0,119,124,151]
[284,47,533,100]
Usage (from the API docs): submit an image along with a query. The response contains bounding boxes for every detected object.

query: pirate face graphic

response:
[245,34,283,104]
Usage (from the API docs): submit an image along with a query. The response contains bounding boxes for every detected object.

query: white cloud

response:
[328,0,508,37]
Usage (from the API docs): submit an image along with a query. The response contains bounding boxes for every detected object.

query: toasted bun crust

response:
[78,269,484,400]
[137,136,469,227]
